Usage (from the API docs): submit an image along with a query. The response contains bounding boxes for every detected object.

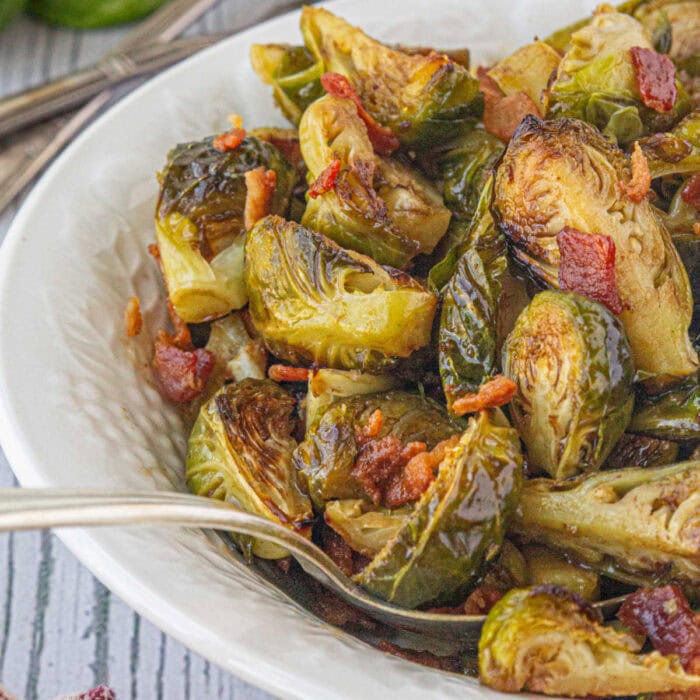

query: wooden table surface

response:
[0,2,301,697]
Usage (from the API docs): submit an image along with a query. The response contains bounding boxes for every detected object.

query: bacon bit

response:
[124,296,142,337]
[320,72,399,156]
[630,46,678,113]
[213,127,246,153]
[147,243,160,260]
[167,299,191,348]
[619,141,652,203]
[312,585,376,630]
[451,375,517,416]
[478,67,541,143]
[267,364,310,383]
[321,526,354,577]
[227,113,243,130]
[275,557,293,574]
[308,159,342,199]
[151,330,215,403]
[694,222,700,236]
[243,167,276,231]
[682,173,700,212]
[355,408,384,444]
[352,435,407,505]
[377,640,461,673]
[618,585,700,674]
[463,586,504,615]
[557,227,624,315]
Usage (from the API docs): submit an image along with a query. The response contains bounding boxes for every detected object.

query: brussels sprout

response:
[604,431,680,468]
[28,0,165,27]
[155,136,297,323]
[547,10,690,145]
[634,0,700,64]
[521,545,600,602]
[640,110,700,177]
[510,461,700,593]
[478,585,700,695]
[299,7,482,149]
[478,540,529,592]
[357,409,522,608]
[186,379,313,559]
[492,116,698,387]
[324,499,411,558]
[0,0,25,29]
[629,375,700,439]
[503,291,634,479]
[299,95,450,269]
[293,390,461,509]
[244,216,437,371]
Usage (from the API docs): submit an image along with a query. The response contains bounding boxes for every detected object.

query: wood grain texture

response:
[0,2,303,697]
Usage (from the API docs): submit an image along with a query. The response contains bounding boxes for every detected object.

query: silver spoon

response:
[0,488,627,642]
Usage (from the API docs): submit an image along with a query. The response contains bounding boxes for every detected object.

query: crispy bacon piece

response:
[351,435,413,505]
[355,408,384,444]
[267,364,310,383]
[694,222,700,236]
[377,641,461,673]
[617,585,700,674]
[124,296,142,337]
[463,586,504,615]
[682,173,700,212]
[619,141,651,203]
[244,167,277,230]
[308,159,342,198]
[167,299,191,347]
[451,375,517,416]
[477,67,541,143]
[320,72,399,155]
[213,127,246,153]
[630,46,677,113]
[557,227,624,315]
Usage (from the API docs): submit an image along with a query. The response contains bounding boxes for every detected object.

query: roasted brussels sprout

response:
[299,94,450,269]
[640,110,700,177]
[294,390,461,509]
[186,379,313,559]
[478,585,700,695]
[244,216,437,371]
[155,136,297,323]
[547,10,690,145]
[604,431,680,468]
[492,115,698,386]
[634,0,700,64]
[521,545,600,602]
[511,461,700,593]
[503,291,634,479]
[357,409,522,608]
[298,7,482,149]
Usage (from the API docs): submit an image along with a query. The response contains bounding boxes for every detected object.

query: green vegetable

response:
[244,215,437,371]
[604,431,680,468]
[0,0,25,29]
[28,0,166,27]
[492,115,698,389]
[357,410,522,608]
[503,291,635,479]
[640,111,700,178]
[186,379,313,560]
[629,376,700,439]
[521,545,600,601]
[155,136,297,323]
[299,94,450,269]
[478,585,700,695]
[634,0,700,63]
[510,461,700,594]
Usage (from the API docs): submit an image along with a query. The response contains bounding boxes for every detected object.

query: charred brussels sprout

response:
[294,390,461,509]
[155,136,297,323]
[492,115,698,386]
[478,585,700,695]
[503,291,635,479]
[510,462,700,593]
[299,95,450,269]
[521,546,600,602]
[357,410,522,608]
[640,110,700,177]
[244,216,437,371]
[634,0,700,64]
[604,431,680,468]
[186,379,313,559]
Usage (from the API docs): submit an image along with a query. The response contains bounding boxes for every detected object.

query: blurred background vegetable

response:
[0,0,25,29]
[27,0,167,28]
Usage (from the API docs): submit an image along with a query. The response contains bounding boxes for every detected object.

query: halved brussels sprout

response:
[640,110,700,177]
[357,409,523,608]
[186,379,313,559]
[503,291,635,479]
[547,10,690,145]
[478,585,700,695]
[634,0,700,63]
[244,216,437,371]
[521,545,600,602]
[604,431,680,468]
[492,115,698,387]
[293,390,461,510]
[299,7,482,149]
[155,136,297,323]
[299,94,450,269]
[510,461,700,593]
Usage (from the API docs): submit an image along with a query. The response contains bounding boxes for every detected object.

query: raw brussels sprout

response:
[155,136,297,323]
[604,431,680,468]
[640,110,700,177]
[478,585,700,695]
[521,545,600,602]
[510,461,700,593]
[299,95,450,269]
[324,499,411,558]
[357,410,523,608]
[629,375,700,439]
[492,115,698,387]
[186,379,313,559]
[299,7,482,149]
[503,291,635,479]
[244,216,437,371]
[547,10,690,145]
[293,390,461,509]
